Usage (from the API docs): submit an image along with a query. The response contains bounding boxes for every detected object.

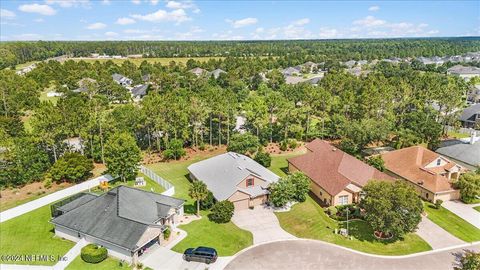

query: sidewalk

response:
[443,200,480,229]
[0,175,113,223]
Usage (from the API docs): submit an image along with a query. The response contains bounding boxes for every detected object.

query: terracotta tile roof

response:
[288,139,394,196]
[381,146,459,193]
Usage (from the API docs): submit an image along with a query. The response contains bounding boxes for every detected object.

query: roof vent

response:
[417,181,424,185]
[332,148,336,152]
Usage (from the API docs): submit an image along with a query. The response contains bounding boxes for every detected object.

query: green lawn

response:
[91,172,165,194]
[0,205,75,266]
[269,151,305,177]
[66,256,130,270]
[275,196,432,255]
[474,206,480,212]
[447,131,470,139]
[172,211,253,256]
[424,202,480,242]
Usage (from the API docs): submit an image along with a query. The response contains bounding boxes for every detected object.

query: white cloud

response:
[150,0,159,5]
[131,8,190,23]
[319,27,339,39]
[105,31,118,37]
[132,0,141,4]
[174,26,203,40]
[292,18,310,26]
[34,18,45,22]
[353,16,386,27]
[45,0,91,8]
[227,17,258,28]
[101,0,111,5]
[19,4,57,16]
[116,17,136,25]
[124,29,148,34]
[368,5,380,12]
[1,9,16,19]
[86,22,107,29]
[283,18,312,39]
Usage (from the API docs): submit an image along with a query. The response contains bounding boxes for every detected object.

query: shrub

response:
[288,139,298,149]
[49,152,94,183]
[327,206,337,216]
[366,155,385,172]
[227,133,260,155]
[209,200,234,223]
[254,152,271,167]
[43,174,52,189]
[435,199,443,209]
[279,140,288,151]
[455,173,480,204]
[163,226,171,240]
[163,139,186,160]
[81,244,107,264]
[455,250,480,270]
[289,172,310,202]
[199,143,206,151]
[269,178,295,207]
[200,191,215,210]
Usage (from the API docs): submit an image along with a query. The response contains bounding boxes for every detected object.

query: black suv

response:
[183,246,218,264]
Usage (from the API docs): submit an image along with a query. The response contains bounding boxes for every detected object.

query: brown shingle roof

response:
[381,146,458,193]
[288,139,394,196]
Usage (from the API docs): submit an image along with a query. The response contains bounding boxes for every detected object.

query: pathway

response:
[225,240,480,270]
[416,216,464,249]
[231,205,296,244]
[0,175,113,223]
[53,238,87,270]
[443,200,480,229]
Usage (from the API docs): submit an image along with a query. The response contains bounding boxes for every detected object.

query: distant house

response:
[189,67,207,77]
[72,78,97,93]
[459,103,480,128]
[188,152,280,211]
[131,84,149,101]
[281,66,301,76]
[52,186,184,264]
[302,61,318,73]
[285,74,323,85]
[436,132,480,170]
[343,60,356,68]
[209,68,227,79]
[468,84,480,104]
[381,146,466,202]
[141,74,151,82]
[112,73,133,87]
[447,65,480,81]
[288,139,395,206]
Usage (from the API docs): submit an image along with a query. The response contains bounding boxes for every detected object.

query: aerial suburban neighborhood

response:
[1,1,480,270]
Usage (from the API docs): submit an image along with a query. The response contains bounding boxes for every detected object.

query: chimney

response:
[471,131,477,145]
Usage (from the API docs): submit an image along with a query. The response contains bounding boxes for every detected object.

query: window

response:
[338,195,349,205]
[436,159,441,166]
[246,178,254,187]
[319,191,323,196]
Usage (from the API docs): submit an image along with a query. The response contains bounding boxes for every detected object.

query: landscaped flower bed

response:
[326,204,363,221]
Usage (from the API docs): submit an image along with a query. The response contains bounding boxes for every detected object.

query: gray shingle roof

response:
[187,152,279,201]
[51,186,184,251]
[460,103,480,122]
[131,84,148,97]
[57,193,98,213]
[436,140,480,167]
[448,65,480,75]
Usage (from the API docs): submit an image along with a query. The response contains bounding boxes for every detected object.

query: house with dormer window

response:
[381,146,467,202]
[187,152,280,211]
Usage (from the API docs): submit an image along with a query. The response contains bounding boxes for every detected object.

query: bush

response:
[455,173,480,204]
[455,250,480,270]
[288,139,298,149]
[200,191,215,210]
[43,174,53,189]
[199,143,206,151]
[279,140,288,151]
[289,172,310,202]
[163,226,171,240]
[81,244,107,264]
[163,139,186,160]
[269,178,295,207]
[209,200,234,223]
[435,199,443,209]
[49,152,94,183]
[366,155,385,172]
[327,206,337,216]
[227,133,260,155]
[254,152,271,167]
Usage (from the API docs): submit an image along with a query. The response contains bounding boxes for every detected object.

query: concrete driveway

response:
[415,217,464,249]
[443,200,480,229]
[231,205,296,244]
[140,244,232,270]
[225,240,480,270]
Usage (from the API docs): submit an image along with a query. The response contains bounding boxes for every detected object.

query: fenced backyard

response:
[139,166,175,196]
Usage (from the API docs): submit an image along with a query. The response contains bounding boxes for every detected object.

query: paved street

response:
[231,206,296,244]
[415,217,464,249]
[443,200,480,229]
[225,240,480,270]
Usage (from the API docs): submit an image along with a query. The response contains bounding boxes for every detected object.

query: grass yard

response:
[424,202,480,242]
[474,206,480,212]
[172,211,253,256]
[0,205,75,266]
[269,151,306,177]
[91,172,165,194]
[275,196,432,255]
[447,130,470,139]
[65,256,130,270]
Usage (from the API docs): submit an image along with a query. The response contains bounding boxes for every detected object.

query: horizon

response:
[1,0,479,41]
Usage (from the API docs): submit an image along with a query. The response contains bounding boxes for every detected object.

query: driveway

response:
[415,217,464,249]
[225,240,480,270]
[443,200,480,229]
[140,244,232,270]
[231,205,296,244]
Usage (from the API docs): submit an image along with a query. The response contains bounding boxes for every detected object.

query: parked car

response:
[183,246,218,264]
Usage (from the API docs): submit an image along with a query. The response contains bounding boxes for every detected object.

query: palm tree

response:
[188,181,209,217]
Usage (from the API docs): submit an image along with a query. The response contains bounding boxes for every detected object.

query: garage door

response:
[233,199,249,211]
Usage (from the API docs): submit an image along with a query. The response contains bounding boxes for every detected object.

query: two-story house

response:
[187,152,280,211]
[381,146,467,202]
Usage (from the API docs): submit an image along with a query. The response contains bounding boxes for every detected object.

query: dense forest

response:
[1,38,480,69]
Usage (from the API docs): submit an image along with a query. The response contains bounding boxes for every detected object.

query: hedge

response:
[81,244,108,264]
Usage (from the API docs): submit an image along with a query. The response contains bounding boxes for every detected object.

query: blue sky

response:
[0,0,479,41]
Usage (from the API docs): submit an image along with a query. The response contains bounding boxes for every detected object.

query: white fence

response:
[140,166,175,196]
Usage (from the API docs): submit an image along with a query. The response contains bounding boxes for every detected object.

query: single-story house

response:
[381,146,466,202]
[189,67,207,77]
[208,68,227,79]
[281,66,302,76]
[459,103,480,128]
[51,186,184,264]
[436,133,480,170]
[187,152,280,211]
[112,73,133,87]
[447,65,480,81]
[131,84,149,101]
[288,139,395,206]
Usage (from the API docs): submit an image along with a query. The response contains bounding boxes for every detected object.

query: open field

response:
[276,196,432,255]
[424,201,480,242]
